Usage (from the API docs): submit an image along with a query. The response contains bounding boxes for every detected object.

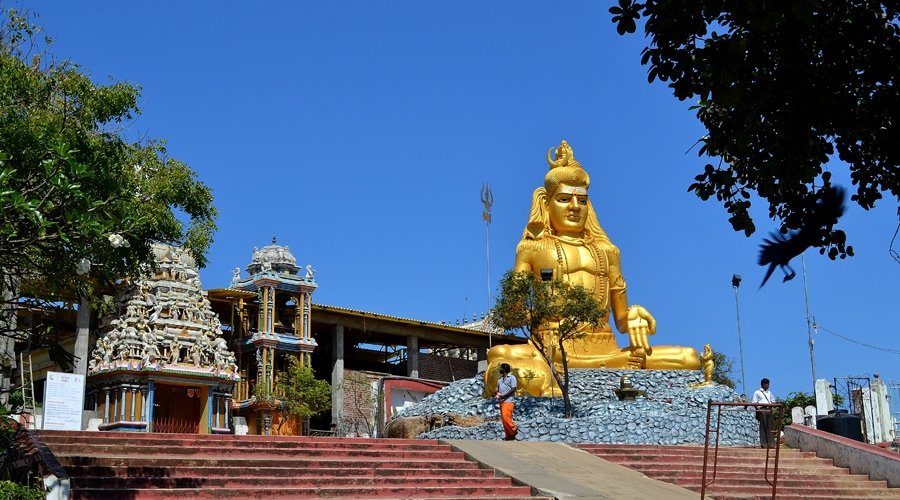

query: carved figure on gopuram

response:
[87,243,238,378]
[485,140,701,397]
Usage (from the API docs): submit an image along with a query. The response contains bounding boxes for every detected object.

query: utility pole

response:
[732,274,748,397]
[481,183,494,347]
[802,253,817,394]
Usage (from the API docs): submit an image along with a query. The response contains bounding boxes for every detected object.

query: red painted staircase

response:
[36,431,548,499]
[577,443,900,499]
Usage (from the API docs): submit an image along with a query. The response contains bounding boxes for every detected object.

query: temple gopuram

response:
[206,238,318,435]
[86,244,240,434]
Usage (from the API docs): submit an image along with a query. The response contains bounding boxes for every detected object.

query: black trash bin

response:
[816,410,864,442]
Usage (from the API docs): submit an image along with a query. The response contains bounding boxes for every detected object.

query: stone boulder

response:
[384,413,489,438]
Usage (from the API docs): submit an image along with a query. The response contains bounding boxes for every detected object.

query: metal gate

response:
[833,376,876,442]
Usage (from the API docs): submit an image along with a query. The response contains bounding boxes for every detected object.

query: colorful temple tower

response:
[86,244,240,433]
[208,237,318,435]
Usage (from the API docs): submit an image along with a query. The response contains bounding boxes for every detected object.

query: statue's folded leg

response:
[640,345,701,370]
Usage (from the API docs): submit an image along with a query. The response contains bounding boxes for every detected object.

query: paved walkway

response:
[444,440,697,500]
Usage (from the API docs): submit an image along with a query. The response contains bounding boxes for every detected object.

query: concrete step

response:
[710,494,900,500]
[640,468,860,480]
[691,484,900,498]
[37,431,443,450]
[70,475,519,489]
[616,460,837,474]
[37,430,424,444]
[47,442,465,459]
[70,485,540,499]
[576,443,900,499]
[58,455,480,470]
[674,476,890,489]
[40,432,552,499]
[63,465,496,479]
[581,452,834,467]
[578,446,810,458]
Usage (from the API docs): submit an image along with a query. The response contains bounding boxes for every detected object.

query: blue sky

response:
[25,1,899,399]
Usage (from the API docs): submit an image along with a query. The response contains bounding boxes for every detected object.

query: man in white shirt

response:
[752,378,776,448]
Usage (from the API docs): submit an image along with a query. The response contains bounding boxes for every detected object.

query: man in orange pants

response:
[495,363,518,440]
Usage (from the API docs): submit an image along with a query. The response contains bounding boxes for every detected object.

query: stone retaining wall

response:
[396,368,758,445]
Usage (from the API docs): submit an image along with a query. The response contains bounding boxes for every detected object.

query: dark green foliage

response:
[779,390,846,429]
[0,480,43,500]
[0,7,217,302]
[0,8,218,392]
[711,351,735,389]
[492,270,607,418]
[610,1,899,256]
[280,357,332,420]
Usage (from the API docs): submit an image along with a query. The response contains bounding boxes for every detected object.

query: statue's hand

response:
[626,305,656,356]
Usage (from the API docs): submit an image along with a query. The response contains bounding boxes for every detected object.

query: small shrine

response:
[86,243,239,433]
[207,237,318,435]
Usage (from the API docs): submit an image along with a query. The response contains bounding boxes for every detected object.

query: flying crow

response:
[758,186,846,287]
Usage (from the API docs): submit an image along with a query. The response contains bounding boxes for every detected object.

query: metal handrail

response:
[701,401,784,499]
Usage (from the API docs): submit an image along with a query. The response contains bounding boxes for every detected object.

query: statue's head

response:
[523,140,609,243]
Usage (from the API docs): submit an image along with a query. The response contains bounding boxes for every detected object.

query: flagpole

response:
[481,183,494,348]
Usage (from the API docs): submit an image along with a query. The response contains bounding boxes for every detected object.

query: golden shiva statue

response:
[486,140,700,397]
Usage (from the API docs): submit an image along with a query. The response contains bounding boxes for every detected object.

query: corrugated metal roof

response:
[312,303,495,336]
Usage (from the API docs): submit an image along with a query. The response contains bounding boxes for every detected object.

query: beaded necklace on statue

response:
[549,234,608,305]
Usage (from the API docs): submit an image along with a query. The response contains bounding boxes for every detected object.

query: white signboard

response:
[42,371,85,430]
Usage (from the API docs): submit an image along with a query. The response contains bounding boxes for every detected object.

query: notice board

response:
[42,371,86,430]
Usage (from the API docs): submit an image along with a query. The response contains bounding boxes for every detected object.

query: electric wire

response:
[890,207,900,264]
[816,323,900,355]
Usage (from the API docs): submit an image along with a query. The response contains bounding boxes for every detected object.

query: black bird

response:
[758,186,846,287]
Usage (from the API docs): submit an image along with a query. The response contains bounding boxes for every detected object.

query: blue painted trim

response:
[207,385,213,432]
[147,380,154,433]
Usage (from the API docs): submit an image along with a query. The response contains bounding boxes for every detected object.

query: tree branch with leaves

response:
[492,270,606,418]
[610,0,899,257]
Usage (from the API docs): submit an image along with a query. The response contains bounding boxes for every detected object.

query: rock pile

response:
[395,369,759,445]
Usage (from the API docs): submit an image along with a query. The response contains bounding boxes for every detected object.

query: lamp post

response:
[732,274,748,397]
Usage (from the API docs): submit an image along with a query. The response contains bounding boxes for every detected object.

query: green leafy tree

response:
[779,390,846,429]
[610,1,899,256]
[492,270,606,418]
[711,351,735,389]
[0,8,217,396]
[279,357,332,421]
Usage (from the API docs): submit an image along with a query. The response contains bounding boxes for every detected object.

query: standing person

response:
[495,363,518,440]
[752,378,776,448]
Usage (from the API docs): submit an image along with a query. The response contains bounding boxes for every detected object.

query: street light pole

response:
[732,274,748,397]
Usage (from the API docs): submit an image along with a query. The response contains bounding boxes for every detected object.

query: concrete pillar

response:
[129,385,137,421]
[141,385,148,424]
[119,386,127,421]
[225,396,231,430]
[815,378,834,416]
[103,387,110,423]
[406,335,419,378]
[476,346,489,373]
[331,324,344,427]
[73,297,91,376]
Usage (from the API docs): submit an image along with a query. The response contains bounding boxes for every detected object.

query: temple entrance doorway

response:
[152,384,202,433]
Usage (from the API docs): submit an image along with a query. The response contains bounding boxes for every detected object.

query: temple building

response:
[9,238,518,437]
[206,238,318,435]
[85,244,240,434]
